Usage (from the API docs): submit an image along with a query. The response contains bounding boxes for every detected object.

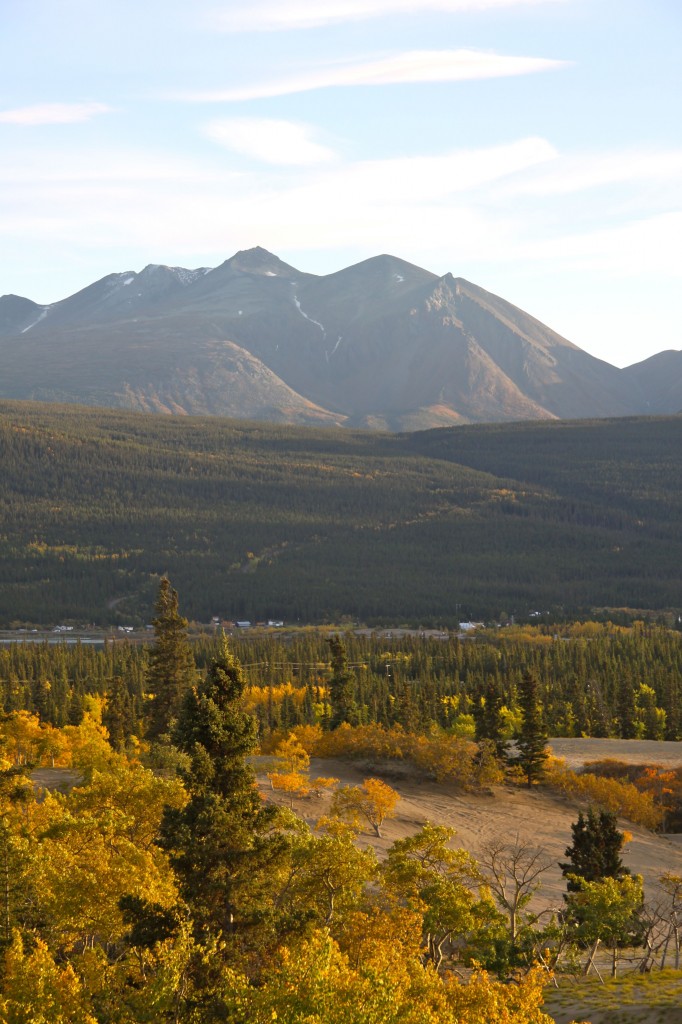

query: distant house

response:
[236,620,252,629]
[267,619,284,627]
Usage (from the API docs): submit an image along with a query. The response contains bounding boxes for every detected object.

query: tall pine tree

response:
[146,577,197,740]
[473,680,508,761]
[158,636,288,952]
[515,672,548,787]
[327,635,359,729]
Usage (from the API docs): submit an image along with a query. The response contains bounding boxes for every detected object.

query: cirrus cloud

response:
[202,118,336,165]
[178,48,570,102]
[0,102,112,126]
[210,0,568,32]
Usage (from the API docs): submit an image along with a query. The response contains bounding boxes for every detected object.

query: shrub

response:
[545,757,662,830]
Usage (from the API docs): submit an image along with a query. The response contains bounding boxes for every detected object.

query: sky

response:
[1,0,680,368]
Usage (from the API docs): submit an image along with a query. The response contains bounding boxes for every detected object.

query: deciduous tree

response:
[330,778,399,838]
[566,874,646,977]
[382,823,489,969]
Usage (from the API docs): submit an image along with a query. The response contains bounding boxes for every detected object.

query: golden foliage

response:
[545,757,662,829]
[0,934,97,1024]
[331,778,399,837]
[312,723,483,788]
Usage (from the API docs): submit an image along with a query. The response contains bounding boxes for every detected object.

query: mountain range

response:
[1,247,680,429]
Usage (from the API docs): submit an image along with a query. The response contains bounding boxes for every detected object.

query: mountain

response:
[622,350,682,415]
[0,247,677,427]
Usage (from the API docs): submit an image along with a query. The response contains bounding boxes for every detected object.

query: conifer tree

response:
[327,635,359,729]
[103,676,135,751]
[560,807,629,894]
[146,577,197,740]
[158,636,287,950]
[515,672,548,787]
[617,676,637,739]
[473,680,508,761]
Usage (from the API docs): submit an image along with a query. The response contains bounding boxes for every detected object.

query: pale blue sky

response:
[1,0,680,367]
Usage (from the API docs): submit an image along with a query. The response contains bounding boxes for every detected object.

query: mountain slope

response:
[622,350,682,415]
[0,248,677,427]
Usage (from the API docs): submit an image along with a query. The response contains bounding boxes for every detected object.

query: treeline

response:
[1,400,682,625]
[2,622,681,741]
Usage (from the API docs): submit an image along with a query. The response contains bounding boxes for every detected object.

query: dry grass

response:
[544,969,682,1024]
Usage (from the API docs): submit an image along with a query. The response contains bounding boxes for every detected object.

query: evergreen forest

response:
[1,400,681,626]
[3,621,682,745]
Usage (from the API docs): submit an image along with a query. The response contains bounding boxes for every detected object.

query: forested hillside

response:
[1,401,681,625]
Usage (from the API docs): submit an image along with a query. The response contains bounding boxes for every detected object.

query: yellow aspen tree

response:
[330,777,399,837]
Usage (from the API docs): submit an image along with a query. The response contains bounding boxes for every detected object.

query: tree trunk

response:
[584,938,600,977]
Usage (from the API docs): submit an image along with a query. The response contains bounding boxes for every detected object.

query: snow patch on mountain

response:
[291,285,325,338]
[170,266,211,286]
[21,308,49,333]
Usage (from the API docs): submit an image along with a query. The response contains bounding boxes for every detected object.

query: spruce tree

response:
[560,807,629,893]
[473,680,508,761]
[515,672,548,786]
[146,577,197,740]
[157,636,287,949]
[103,676,135,751]
[327,635,359,729]
[617,676,637,739]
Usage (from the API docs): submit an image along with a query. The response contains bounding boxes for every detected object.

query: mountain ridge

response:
[1,247,678,428]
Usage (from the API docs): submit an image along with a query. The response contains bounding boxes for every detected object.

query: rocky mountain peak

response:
[223,246,299,278]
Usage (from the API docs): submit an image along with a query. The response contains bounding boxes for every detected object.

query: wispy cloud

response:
[179,48,569,102]
[517,212,682,277]
[210,0,568,32]
[0,136,554,259]
[282,137,557,206]
[498,149,682,197]
[202,118,336,165]
[0,102,112,126]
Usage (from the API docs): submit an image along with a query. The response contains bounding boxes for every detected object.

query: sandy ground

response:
[32,737,682,908]
[257,739,682,1024]
[30,767,81,792]
[256,749,682,916]
[256,733,679,909]
[548,737,682,771]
